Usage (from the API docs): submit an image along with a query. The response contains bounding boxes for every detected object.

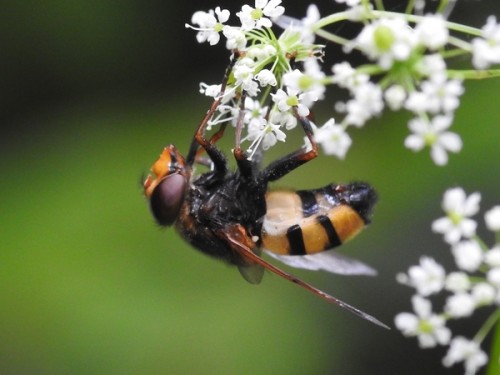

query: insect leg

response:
[232,92,256,178]
[259,108,318,182]
[193,123,228,168]
[186,53,238,171]
[217,224,389,329]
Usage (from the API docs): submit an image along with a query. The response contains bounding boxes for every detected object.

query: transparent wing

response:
[264,249,377,276]
[216,223,388,329]
[237,246,265,284]
[274,14,303,30]
[238,263,265,284]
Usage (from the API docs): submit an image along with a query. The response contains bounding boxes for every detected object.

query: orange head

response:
[143,145,189,226]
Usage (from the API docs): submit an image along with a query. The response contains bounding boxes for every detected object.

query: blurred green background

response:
[1,1,499,374]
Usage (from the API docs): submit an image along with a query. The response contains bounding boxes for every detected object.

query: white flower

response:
[445,292,475,318]
[254,69,277,87]
[485,246,500,267]
[283,60,326,106]
[432,188,480,244]
[186,7,230,46]
[384,85,406,110]
[415,14,449,50]
[237,0,285,30]
[396,257,445,296]
[269,110,297,130]
[282,69,315,102]
[223,26,247,50]
[244,119,286,154]
[394,295,451,348]
[233,61,260,96]
[242,97,268,129]
[246,44,277,61]
[271,88,310,117]
[485,206,500,232]
[404,115,462,166]
[445,272,471,293]
[331,62,369,90]
[313,118,352,159]
[451,240,483,272]
[208,103,237,130]
[277,4,321,44]
[403,91,428,113]
[406,73,464,115]
[234,61,255,84]
[344,82,384,127]
[471,282,495,306]
[199,83,235,104]
[261,122,286,149]
[299,4,321,43]
[345,3,374,22]
[351,18,417,69]
[442,337,487,375]
[418,54,447,77]
[334,0,362,8]
[472,16,500,69]
[486,267,500,287]
[199,83,221,98]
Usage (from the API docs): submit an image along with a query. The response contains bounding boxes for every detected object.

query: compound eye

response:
[150,173,186,226]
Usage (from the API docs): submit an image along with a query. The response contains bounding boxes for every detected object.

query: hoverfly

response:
[143,56,387,329]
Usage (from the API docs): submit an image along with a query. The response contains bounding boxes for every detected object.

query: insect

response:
[143,58,387,329]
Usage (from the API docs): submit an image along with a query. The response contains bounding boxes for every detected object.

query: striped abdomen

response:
[261,183,377,256]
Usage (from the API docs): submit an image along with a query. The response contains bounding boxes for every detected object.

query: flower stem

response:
[314,29,349,46]
[474,308,500,344]
[313,9,483,45]
[447,69,500,80]
[485,311,500,375]
[374,0,385,11]
[405,0,415,15]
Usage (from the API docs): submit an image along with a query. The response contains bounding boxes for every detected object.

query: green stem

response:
[447,69,500,80]
[436,0,450,14]
[441,48,470,59]
[485,311,500,375]
[474,308,500,344]
[373,10,483,36]
[373,0,385,11]
[312,13,350,34]
[314,10,483,39]
[314,29,349,46]
[405,0,415,15]
[356,64,385,76]
[447,35,472,52]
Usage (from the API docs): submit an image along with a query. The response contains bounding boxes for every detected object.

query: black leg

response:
[232,92,256,178]
[259,109,318,183]
[185,53,238,173]
[192,123,228,170]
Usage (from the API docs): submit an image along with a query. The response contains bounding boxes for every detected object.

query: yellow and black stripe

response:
[261,183,376,256]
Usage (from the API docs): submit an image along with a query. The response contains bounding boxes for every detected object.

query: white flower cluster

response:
[395,187,500,375]
[186,1,499,163]
[472,16,500,70]
[187,1,329,156]
[340,13,465,166]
